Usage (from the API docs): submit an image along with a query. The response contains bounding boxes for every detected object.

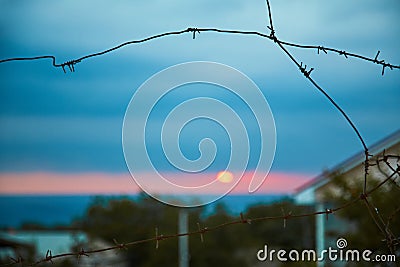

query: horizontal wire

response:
[1,1,399,265]
[1,157,398,267]
[0,28,399,73]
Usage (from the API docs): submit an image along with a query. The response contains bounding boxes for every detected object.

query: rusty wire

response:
[0,0,399,265]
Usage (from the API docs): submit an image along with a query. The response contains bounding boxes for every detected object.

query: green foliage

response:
[78,195,315,266]
[80,194,181,266]
[323,172,400,266]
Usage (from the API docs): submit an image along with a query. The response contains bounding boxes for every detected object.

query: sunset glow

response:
[0,171,311,195]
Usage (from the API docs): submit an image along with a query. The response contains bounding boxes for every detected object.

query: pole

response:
[179,209,189,267]
[316,203,325,267]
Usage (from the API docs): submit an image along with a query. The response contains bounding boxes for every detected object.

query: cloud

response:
[3,0,397,74]
[0,0,399,176]
[0,171,311,195]
[0,172,137,195]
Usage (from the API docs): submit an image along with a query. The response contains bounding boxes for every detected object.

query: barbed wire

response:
[0,28,399,74]
[0,0,393,185]
[0,0,399,265]
[1,156,398,267]
[262,0,398,256]
[0,2,396,175]
[0,1,395,192]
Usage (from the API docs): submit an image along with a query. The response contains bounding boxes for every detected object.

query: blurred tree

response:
[189,203,248,267]
[80,193,181,267]
[242,201,315,267]
[78,195,316,267]
[323,172,400,266]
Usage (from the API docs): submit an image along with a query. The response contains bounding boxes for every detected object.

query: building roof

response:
[0,237,32,249]
[295,129,400,194]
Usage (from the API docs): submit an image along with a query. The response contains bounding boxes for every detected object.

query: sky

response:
[0,0,399,196]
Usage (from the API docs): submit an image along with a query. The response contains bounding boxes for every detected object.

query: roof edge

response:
[294,129,400,194]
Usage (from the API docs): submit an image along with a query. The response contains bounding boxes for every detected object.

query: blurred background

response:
[0,0,399,266]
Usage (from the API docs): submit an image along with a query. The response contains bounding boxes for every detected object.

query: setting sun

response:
[216,171,234,183]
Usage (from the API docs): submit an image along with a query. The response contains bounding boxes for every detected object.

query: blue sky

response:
[0,0,399,178]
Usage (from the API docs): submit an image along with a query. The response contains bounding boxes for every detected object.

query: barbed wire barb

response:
[0,30,399,74]
[113,238,127,252]
[0,158,397,266]
[0,0,399,265]
[197,222,209,243]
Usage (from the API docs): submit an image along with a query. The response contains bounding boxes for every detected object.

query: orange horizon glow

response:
[0,171,312,195]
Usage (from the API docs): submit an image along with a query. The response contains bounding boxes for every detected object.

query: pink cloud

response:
[0,171,311,195]
[229,171,311,194]
[0,172,139,195]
